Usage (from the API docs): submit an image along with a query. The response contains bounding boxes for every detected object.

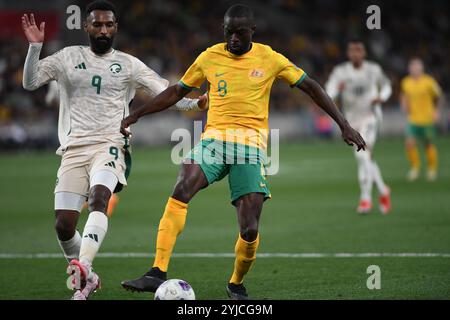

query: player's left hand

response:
[120,114,138,137]
[197,93,208,110]
[341,124,366,151]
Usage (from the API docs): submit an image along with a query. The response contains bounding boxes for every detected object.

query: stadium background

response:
[0,0,449,300]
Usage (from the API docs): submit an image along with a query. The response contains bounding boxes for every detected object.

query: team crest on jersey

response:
[109,63,122,75]
[249,69,265,78]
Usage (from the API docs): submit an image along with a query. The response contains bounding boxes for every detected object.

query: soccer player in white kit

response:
[21,0,206,300]
[325,40,392,214]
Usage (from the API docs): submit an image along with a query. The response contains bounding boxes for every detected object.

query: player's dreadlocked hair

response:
[85,0,117,19]
[224,4,254,23]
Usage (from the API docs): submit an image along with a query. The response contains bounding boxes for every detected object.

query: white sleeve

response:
[376,65,392,102]
[133,59,200,111]
[23,43,62,91]
[325,67,341,100]
[133,60,169,97]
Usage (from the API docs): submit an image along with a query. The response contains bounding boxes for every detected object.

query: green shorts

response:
[186,139,271,205]
[406,123,436,142]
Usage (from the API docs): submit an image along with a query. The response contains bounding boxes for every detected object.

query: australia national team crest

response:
[109,63,122,75]
[249,69,265,78]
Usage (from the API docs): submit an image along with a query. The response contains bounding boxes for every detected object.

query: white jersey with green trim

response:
[23,44,197,154]
[325,61,392,125]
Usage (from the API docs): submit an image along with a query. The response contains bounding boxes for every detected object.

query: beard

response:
[89,35,114,54]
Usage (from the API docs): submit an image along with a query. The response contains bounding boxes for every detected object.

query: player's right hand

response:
[22,14,45,43]
[120,115,138,137]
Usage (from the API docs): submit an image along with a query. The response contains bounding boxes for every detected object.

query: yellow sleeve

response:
[179,52,207,90]
[429,77,442,98]
[274,51,307,87]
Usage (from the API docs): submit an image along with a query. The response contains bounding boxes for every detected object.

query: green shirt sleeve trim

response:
[178,80,199,91]
[291,72,308,88]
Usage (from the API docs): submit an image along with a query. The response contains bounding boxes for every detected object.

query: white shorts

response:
[54,141,131,197]
[352,116,378,151]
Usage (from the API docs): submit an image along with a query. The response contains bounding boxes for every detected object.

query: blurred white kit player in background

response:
[326,40,392,214]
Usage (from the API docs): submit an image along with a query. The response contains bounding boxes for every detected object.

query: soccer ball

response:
[154,279,195,300]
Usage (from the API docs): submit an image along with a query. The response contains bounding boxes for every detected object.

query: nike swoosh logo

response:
[215,72,226,77]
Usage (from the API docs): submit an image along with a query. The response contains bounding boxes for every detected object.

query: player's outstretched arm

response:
[22,13,59,91]
[120,84,191,136]
[298,77,366,151]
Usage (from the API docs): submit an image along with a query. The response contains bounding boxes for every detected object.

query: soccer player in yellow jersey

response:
[400,58,443,181]
[120,4,365,299]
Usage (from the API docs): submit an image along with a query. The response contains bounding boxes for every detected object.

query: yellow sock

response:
[153,197,188,272]
[406,145,420,170]
[426,145,438,171]
[230,234,260,285]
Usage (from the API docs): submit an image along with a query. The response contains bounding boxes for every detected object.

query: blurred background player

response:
[400,57,443,182]
[46,80,119,217]
[119,4,365,300]
[325,40,392,214]
[21,0,205,300]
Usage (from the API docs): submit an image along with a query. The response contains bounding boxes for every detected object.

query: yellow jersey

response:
[401,75,442,125]
[179,42,306,149]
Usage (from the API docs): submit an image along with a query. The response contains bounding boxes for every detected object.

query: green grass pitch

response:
[0,136,449,300]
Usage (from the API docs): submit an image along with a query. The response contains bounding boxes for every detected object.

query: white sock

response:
[371,161,388,195]
[355,151,373,201]
[58,231,81,263]
[79,211,108,267]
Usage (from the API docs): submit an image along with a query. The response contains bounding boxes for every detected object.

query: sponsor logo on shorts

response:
[105,161,116,168]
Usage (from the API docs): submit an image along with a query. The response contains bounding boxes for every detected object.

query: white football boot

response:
[67,259,101,300]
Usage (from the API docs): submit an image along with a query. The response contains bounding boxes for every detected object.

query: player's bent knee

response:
[172,179,195,203]
[54,214,77,241]
[88,192,110,214]
[240,227,259,242]
[406,139,416,148]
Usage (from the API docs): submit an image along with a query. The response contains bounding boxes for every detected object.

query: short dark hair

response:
[347,38,365,46]
[224,4,254,22]
[86,0,117,18]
